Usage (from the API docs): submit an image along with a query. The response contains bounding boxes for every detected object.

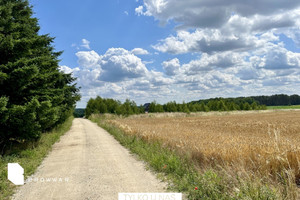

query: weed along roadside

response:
[0,117,74,200]
[89,113,299,199]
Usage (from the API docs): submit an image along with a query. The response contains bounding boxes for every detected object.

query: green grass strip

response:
[0,116,74,200]
[267,105,300,110]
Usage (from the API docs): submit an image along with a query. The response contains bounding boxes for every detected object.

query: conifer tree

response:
[0,0,80,146]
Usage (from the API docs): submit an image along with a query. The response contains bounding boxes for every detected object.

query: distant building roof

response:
[143,103,150,112]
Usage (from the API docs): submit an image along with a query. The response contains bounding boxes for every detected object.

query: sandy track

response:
[12,118,166,200]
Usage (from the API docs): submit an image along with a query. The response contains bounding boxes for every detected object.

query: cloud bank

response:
[68,0,300,107]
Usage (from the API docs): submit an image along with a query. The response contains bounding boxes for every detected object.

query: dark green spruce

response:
[0,0,80,150]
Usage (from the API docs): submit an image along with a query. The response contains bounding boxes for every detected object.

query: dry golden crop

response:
[108,110,300,185]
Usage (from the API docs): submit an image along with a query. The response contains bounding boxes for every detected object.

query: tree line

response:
[151,99,265,113]
[251,94,300,106]
[85,94,300,117]
[85,97,145,117]
[85,96,266,117]
[74,108,85,118]
[192,94,300,106]
[0,0,80,149]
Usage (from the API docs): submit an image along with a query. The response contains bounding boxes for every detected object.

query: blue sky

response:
[29,0,300,108]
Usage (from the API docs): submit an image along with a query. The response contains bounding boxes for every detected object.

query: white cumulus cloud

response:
[162,58,180,76]
[131,48,150,55]
[80,39,91,50]
[99,48,148,82]
[76,50,102,68]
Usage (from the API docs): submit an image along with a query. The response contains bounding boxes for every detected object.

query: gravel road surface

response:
[12,118,166,200]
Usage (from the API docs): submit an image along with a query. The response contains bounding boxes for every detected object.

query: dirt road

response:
[12,118,166,200]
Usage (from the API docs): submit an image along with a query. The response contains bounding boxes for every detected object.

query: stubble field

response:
[108,110,300,189]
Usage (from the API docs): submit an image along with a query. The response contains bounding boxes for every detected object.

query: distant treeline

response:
[193,94,300,106]
[85,96,266,117]
[152,99,265,113]
[253,94,300,106]
[74,108,85,118]
[85,97,145,117]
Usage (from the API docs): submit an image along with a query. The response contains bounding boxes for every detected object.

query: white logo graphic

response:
[8,163,24,185]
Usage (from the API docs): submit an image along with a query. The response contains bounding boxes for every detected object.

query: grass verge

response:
[0,116,74,200]
[90,114,292,200]
[267,105,300,109]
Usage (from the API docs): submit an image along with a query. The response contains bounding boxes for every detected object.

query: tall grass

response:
[90,113,299,199]
[0,116,74,200]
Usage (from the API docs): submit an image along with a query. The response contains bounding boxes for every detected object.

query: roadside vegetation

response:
[90,112,300,199]
[0,116,74,200]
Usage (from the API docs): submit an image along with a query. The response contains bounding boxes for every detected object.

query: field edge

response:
[89,114,290,200]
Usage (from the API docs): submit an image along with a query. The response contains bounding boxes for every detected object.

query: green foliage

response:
[0,0,80,148]
[163,101,178,112]
[73,108,85,118]
[148,101,164,113]
[217,100,228,111]
[243,102,251,110]
[86,95,267,117]
[192,94,300,107]
[86,94,298,117]
[120,99,137,115]
[7,98,41,140]
[191,98,266,112]
[85,96,143,117]
[0,97,9,123]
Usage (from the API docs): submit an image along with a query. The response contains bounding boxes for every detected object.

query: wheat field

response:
[108,110,300,186]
